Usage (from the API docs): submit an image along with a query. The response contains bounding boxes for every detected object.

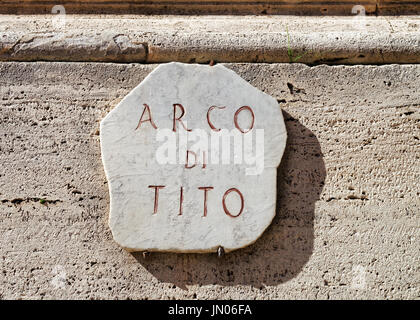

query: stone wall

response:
[1,16,419,64]
[0,62,418,299]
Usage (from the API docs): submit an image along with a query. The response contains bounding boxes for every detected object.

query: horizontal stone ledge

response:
[0,15,419,64]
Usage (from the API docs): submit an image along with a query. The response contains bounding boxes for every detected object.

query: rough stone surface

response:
[100,62,286,252]
[0,62,419,299]
[1,15,419,64]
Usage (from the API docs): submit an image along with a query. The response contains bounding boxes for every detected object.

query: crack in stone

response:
[1,198,62,205]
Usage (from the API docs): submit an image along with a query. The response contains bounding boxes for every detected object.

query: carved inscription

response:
[138,102,253,218]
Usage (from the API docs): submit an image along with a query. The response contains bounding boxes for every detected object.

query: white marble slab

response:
[100,62,287,253]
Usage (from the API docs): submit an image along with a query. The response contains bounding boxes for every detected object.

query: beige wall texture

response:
[0,62,419,299]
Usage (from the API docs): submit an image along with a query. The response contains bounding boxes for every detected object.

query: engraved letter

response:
[198,187,213,217]
[179,186,183,216]
[207,106,226,132]
[234,106,255,133]
[222,188,244,218]
[148,185,165,214]
[185,150,197,169]
[202,151,207,169]
[135,103,158,130]
[173,103,192,132]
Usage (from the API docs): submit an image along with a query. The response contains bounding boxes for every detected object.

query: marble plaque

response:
[100,62,287,253]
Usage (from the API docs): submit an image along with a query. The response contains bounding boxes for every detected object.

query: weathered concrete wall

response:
[0,62,419,299]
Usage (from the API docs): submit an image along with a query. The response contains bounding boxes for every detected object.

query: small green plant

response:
[39,198,46,204]
[286,26,311,63]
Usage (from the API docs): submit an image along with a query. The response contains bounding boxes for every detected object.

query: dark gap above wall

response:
[0,0,419,16]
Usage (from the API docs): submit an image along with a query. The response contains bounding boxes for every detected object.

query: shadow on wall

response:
[132,111,325,289]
